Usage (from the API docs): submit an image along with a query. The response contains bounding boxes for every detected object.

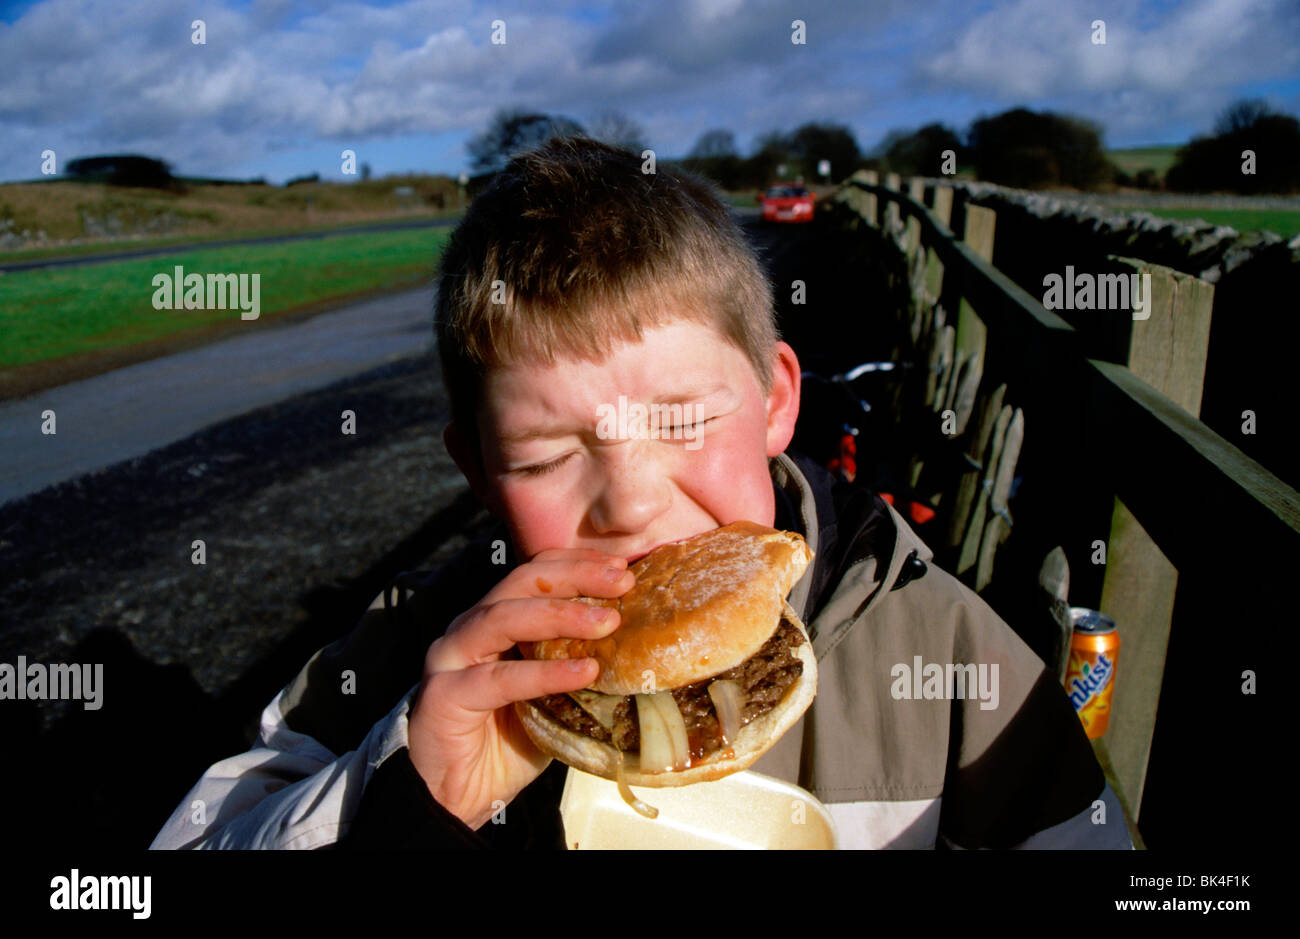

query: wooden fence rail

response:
[834,172,1300,840]
[849,176,1299,563]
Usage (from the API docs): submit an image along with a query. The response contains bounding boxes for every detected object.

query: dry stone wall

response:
[909,178,1299,488]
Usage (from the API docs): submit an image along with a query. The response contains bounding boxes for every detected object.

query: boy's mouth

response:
[624,543,668,565]
[623,530,713,564]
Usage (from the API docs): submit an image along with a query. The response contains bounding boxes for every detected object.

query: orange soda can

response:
[1064,608,1120,739]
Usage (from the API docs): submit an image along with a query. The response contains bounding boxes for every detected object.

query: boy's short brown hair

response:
[434,135,777,432]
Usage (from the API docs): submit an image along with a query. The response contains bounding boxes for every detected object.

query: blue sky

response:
[1,0,1297,183]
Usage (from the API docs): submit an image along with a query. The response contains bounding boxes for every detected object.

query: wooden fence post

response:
[843,170,873,225]
[884,172,902,237]
[938,202,997,562]
[957,403,1012,573]
[1097,258,1215,816]
[859,170,878,227]
[909,182,950,490]
[923,185,953,305]
[955,204,996,370]
[975,407,1024,591]
[947,383,1004,548]
[905,178,925,261]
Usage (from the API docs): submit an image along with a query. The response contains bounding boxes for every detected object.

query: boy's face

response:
[447,319,801,563]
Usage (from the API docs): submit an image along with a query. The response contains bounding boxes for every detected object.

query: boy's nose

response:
[587,446,672,536]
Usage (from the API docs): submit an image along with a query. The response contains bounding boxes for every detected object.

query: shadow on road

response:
[2,490,493,851]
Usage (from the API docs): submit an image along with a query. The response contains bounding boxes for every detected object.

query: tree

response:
[466,109,587,175]
[1167,99,1300,194]
[750,129,795,183]
[64,154,174,188]
[1214,99,1274,136]
[679,129,745,190]
[967,108,1113,189]
[786,122,861,182]
[874,128,911,159]
[589,111,647,153]
[881,123,965,177]
[688,129,739,159]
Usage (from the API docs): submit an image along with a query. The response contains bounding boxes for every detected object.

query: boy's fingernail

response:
[587,605,613,622]
[567,657,595,672]
[603,566,625,582]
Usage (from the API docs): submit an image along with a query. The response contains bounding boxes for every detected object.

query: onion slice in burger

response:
[615,753,659,820]
[707,679,745,745]
[567,688,620,729]
[636,692,691,772]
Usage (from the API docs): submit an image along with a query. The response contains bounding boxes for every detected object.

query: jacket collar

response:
[770,452,830,621]
[771,451,933,637]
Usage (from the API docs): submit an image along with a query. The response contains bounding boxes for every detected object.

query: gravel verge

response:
[0,352,498,847]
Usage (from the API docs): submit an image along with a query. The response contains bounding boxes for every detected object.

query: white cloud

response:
[924,0,1299,100]
[0,0,1295,180]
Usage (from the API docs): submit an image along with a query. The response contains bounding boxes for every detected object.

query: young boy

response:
[152,137,1131,850]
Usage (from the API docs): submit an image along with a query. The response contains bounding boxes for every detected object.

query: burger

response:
[514,521,816,798]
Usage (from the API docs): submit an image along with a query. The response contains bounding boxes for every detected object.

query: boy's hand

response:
[406,549,634,830]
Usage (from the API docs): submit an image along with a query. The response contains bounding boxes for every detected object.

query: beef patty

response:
[530,616,806,761]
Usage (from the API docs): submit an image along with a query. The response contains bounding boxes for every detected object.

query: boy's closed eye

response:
[510,413,723,475]
[660,415,718,434]
[515,453,576,477]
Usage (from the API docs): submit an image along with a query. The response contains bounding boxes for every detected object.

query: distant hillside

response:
[0,175,462,250]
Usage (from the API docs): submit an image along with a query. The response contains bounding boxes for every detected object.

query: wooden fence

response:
[830,170,1299,847]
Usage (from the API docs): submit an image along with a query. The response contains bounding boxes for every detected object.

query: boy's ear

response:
[443,421,498,513]
[764,341,802,458]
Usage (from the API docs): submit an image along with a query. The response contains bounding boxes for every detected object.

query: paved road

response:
[0,287,436,505]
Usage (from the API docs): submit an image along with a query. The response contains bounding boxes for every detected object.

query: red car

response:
[759,184,816,223]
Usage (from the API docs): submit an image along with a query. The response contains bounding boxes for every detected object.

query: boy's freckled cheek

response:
[679,431,774,522]
[496,478,593,554]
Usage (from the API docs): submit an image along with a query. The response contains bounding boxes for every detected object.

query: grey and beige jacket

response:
[151,452,1132,850]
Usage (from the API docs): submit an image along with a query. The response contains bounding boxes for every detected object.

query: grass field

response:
[1,227,447,369]
[1107,146,1180,178]
[0,212,454,264]
[1109,206,1300,239]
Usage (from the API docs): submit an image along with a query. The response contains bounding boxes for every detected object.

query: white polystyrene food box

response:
[560,767,838,849]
